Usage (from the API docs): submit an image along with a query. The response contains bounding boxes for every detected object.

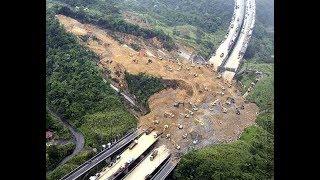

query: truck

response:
[150,149,158,161]
[128,140,138,150]
[145,127,155,135]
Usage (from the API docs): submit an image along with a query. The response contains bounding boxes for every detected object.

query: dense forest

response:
[52,0,175,50]
[125,73,166,109]
[46,111,75,171]
[46,9,137,178]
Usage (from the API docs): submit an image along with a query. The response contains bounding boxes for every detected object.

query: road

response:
[209,0,245,71]
[150,158,179,180]
[110,84,136,106]
[47,109,85,167]
[97,132,158,180]
[61,129,141,180]
[222,0,256,82]
[123,145,170,180]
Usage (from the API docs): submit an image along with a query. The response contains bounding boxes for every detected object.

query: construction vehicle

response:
[174,102,184,108]
[128,140,138,150]
[211,99,220,106]
[182,133,187,139]
[145,127,155,135]
[164,112,174,118]
[150,149,158,161]
[236,108,241,115]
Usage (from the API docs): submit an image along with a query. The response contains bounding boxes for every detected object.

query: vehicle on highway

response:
[150,149,158,161]
[128,140,138,150]
[220,53,224,58]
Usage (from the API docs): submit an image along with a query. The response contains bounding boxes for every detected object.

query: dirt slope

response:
[57,15,259,156]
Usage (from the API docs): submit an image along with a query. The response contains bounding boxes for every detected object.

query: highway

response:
[60,129,141,180]
[123,145,171,180]
[97,132,158,180]
[222,0,256,82]
[209,0,245,71]
[150,158,179,180]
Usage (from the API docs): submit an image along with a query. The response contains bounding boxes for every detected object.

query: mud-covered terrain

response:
[57,15,259,157]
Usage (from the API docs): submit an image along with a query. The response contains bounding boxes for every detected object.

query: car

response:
[231,24,234,28]
[220,53,224,58]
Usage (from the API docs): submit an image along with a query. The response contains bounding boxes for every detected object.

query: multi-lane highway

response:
[222,0,256,82]
[209,0,245,71]
[60,129,141,180]
[97,132,158,180]
[123,145,171,180]
[209,0,256,82]
[150,158,178,180]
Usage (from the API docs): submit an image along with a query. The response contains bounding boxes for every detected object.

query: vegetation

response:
[46,9,137,177]
[46,110,72,140]
[118,0,232,60]
[47,149,95,180]
[244,0,274,63]
[130,43,141,51]
[174,63,274,179]
[174,126,273,179]
[125,72,166,109]
[52,0,175,51]
[46,142,75,171]
[80,111,137,147]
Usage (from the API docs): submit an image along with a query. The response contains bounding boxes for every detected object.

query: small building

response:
[46,130,53,141]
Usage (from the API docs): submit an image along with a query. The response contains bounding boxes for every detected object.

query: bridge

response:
[60,129,142,180]
[209,0,256,82]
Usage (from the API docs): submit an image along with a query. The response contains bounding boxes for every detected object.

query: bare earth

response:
[57,15,259,157]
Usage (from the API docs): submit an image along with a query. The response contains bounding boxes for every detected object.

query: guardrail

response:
[60,128,138,180]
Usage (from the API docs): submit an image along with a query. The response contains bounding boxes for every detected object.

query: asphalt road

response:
[47,109,85,167]
[61,130,140,180]
[222,0,256,81]
[150,158,178,180]
[209,0,245,70]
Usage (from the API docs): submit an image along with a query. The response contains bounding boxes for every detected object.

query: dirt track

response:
[57,15,259,156]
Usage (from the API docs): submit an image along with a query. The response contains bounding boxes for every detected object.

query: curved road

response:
[48,109,85,166]
[222,0,256,82]
[209,0,246,71]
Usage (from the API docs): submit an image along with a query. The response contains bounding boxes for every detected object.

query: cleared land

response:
[57,15,259,157]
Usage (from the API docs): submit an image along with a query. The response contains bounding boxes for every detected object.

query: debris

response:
[182,133,187,139]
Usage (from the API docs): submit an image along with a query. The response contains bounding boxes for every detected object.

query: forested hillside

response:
[46,9,137,178]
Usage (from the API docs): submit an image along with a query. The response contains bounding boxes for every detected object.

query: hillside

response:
[46,0,274,179]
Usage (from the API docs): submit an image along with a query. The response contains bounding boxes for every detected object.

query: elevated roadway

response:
[97,132,159,180]
[222,0,256,82]
[150,158,179,180]
[209,0,246,71]
[123,145,171,180]
[60,129,141,180]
